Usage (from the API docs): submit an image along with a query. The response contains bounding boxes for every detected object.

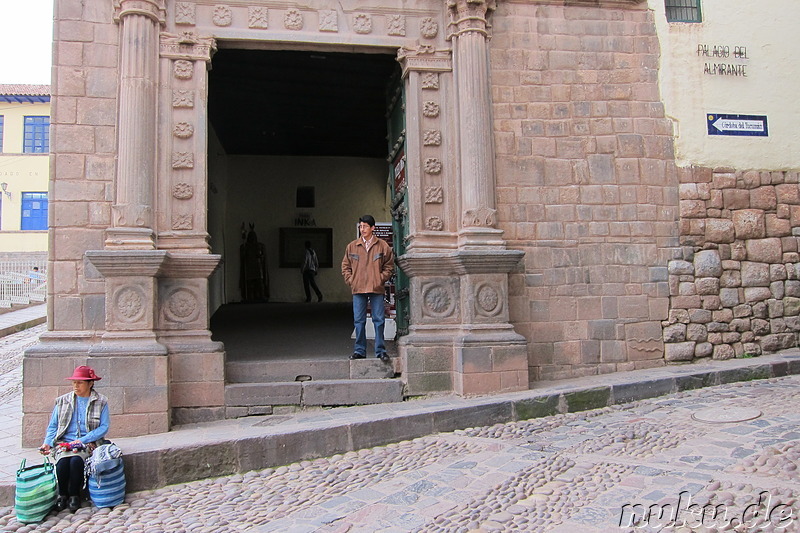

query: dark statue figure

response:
[239,223,269,302]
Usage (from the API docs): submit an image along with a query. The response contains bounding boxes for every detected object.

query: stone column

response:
[407,0,525,394]
[106,0,166,249]
[447,0,504,248]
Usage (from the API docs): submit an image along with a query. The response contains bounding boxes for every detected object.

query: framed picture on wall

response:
[279,227,333,268]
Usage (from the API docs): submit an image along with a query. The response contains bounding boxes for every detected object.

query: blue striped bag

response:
[15,459,57,523]
[86,443,126,508]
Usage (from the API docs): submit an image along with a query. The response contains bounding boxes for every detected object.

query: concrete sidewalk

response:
[1,315,799,507]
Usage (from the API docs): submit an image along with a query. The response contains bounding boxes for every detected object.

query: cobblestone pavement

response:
[1,322,798,533]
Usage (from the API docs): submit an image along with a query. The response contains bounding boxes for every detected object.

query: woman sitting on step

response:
[39,365,110,512]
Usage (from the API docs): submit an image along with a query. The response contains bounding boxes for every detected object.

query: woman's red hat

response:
[65,365,101,381]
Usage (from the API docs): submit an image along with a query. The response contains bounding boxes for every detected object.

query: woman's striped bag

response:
[85,442,126,508]
[15,459,57,523]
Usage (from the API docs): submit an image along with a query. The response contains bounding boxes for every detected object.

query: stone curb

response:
[0,316,46,339]
[2,353,799,506]
[118,354,800,494]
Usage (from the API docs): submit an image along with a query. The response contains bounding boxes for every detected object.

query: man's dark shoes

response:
[55,496,68,512]
[68,496,80,512]
[350,353,365,360]
[379,353,390,363]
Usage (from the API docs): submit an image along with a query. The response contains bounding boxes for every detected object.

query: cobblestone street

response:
[1,326,799,532]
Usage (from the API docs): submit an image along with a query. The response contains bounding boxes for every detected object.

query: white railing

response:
[0,262,47,308]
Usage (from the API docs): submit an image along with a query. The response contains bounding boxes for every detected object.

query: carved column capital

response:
[113,0,166,25]
[160,32,217,63]
[446,0,496,40]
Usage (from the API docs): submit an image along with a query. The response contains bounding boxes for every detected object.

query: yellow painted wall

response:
[0,100,50,250]
[650,0,800,169]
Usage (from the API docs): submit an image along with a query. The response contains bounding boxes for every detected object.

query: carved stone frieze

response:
[164,288,200,322]
[424,158,442,175]
[423,130,442,146]
[386,14,406,36]
[423,101,440,118]
[161,32,216,62]
[420,17,439,39]
[319,10,337,32]
[422,281,456,318]
[475,282,502,317]
[426,216,444,231]
[421,72,439,90]
[172,183,194,199]
[249,6,268,29]
[175,2,195,25]
[173,122,194,139]
[114,286,146,323]
[284,9,303,30]
[353,14,372,34]
[425,186,443,204]
[172,90,194,108]
[172,152,194,169]
[212,5,233,26]
[172,213,193,230]
[462,207,497,228]
[173,59,194,79]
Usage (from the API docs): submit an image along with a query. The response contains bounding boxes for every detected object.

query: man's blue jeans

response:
[353,292,386,357]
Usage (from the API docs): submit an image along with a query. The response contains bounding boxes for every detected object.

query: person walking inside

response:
[341,215,394,363]
[301,240,323,303]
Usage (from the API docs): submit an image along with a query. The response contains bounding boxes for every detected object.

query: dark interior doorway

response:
[207,47,400,363]
[208,48,398,158]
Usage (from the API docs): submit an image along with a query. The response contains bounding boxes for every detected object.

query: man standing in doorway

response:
[341,215,394,363]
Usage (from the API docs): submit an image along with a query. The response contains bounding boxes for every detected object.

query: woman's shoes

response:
[68,496,80,512]
[55,496,68,511]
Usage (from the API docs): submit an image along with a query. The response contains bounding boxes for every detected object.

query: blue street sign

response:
[707,113,768,137]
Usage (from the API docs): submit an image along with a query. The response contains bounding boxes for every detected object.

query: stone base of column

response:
[454,328,529,396]
[165,340,226,425]
[22,347,169,446]
[104,227,156,250]
[399,331,456,395]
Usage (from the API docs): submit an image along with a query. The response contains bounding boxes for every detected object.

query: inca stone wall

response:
[492,2,679,381]
[665,167,800,362]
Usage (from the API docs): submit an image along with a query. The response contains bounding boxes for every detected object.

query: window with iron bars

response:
[665,0,702,22]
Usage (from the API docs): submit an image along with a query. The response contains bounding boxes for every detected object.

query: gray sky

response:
[0,0,54,84]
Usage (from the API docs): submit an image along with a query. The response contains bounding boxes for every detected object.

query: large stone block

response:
[302,379,403,406]
[746,238,783,263]
[750,187,777,210]
[564,387,611,412]
[776,183,800,205]
[694,250,722,277]
[744,287,772,303]
[225,383,301,406]
[665,341,695,362]
[612,378,674,404]
[722,189,750,210]
[741,262,770,287]
[513,395,561,420]
[732,210,766,239]
[761,333,797,352]
[705,218,735,243]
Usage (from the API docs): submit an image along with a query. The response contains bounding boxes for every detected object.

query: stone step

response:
[225,378,404,408]
[226,357,394,383]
